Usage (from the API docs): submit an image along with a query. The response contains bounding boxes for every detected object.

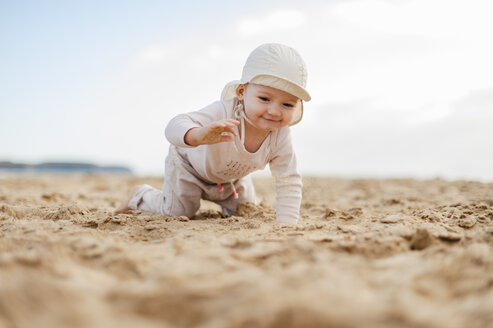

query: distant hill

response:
[0,161,132,174]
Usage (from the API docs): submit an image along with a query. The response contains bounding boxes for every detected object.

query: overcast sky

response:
[1,0,492,181]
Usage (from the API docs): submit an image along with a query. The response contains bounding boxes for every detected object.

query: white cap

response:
[221,43,311,125]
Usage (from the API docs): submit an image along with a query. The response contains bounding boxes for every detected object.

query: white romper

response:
[128,99,302,224]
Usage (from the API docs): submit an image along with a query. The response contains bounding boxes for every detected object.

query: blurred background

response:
[1,0,492,181]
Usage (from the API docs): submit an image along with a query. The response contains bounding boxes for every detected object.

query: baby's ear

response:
[235,84,247,99]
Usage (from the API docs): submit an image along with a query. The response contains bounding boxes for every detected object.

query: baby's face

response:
[238,83,299,132]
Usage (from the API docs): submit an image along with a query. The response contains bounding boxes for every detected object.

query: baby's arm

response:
[184,119,239,146]
[165,101,238,148]
[272,172,302,224]
[269,131,303,224]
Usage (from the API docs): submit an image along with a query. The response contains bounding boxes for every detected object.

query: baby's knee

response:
[166,199,200,218]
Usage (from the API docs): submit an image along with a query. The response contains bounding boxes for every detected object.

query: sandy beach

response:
[1,174,492,327]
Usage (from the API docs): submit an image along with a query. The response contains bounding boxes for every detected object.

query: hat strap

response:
[233,100,262,145]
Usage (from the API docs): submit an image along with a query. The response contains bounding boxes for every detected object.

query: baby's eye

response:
[258,96,269,101]
[283,103,295,108]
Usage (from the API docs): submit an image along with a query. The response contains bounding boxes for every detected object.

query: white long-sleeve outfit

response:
[128,99,302,224]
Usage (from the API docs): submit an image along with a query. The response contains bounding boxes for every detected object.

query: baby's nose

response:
[267,105,282,116]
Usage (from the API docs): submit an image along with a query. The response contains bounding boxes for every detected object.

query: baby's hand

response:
[185,119,240,146]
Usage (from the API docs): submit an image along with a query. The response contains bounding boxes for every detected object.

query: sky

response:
[1,0,493,181]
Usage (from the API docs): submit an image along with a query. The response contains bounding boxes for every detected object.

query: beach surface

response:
[1,174,493,328]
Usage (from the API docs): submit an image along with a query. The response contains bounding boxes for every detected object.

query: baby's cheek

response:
[284,111,294,121]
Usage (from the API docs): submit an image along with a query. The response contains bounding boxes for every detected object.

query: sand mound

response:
[1,175,492,327]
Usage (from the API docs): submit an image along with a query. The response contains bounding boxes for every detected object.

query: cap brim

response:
[251,75,311,101]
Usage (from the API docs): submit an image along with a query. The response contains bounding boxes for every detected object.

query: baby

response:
[115,43,311,224]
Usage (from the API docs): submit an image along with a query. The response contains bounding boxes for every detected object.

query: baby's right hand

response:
[184,119,240,146]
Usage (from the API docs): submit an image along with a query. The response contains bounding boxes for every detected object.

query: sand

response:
[1,174,493,328]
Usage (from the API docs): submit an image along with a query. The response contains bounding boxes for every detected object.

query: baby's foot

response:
[221,207,234,217]
[114,185,141,215]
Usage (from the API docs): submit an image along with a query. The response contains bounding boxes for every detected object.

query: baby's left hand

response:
[185,119,240,146]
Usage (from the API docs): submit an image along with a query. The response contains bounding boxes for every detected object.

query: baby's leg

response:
[114,184,164,215]
[129,184,166,213]
[115,180,202,217]
[163,178,202,218]
[216,176,258,216]
[115,150,202,217]
[114,185,141,215]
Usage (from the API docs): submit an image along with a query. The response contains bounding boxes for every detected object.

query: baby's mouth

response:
[262,116,281,122]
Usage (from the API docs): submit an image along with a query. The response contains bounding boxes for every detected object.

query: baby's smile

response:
[262,116,281,122]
